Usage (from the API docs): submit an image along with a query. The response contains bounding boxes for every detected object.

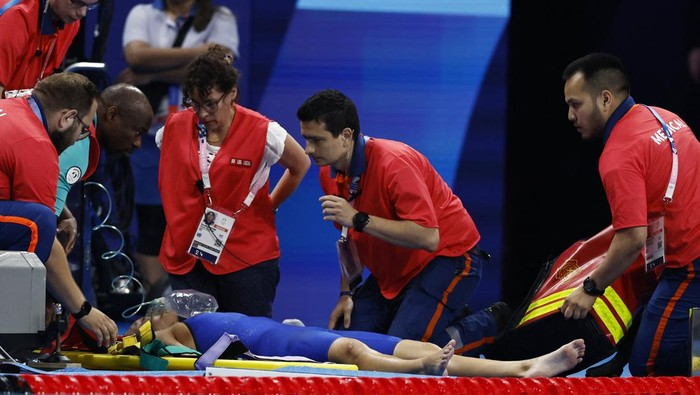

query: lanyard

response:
[37,36,57,82]
[196,123,212,205]
[337,135,369,239]
[196,122,271,213]
[642,105,678,205]
[27,96,42,120]
[0,0,21,16]
[27,95,48,133]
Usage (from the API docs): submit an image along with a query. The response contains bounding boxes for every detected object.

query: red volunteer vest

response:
[159,106,279,275]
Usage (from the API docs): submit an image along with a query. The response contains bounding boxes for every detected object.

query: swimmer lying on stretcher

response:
[111,311,585,377]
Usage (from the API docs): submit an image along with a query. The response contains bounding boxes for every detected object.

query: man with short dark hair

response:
[0,72,117,347]
[0,0,102,267]
[560,52,700,376]
[297,89,508,356]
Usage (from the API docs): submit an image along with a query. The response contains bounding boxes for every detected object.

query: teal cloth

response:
[139,339,201,371]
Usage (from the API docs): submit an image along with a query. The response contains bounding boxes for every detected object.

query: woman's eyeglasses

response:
[183,93,228,114]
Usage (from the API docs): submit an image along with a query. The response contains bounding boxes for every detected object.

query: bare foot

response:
[419,339,456,376]
[523,339,586,377]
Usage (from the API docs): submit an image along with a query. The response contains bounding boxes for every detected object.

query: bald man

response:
[93,85,165,300]
[95,83,153,156]
[56,83,153,253]
[46,83,153,347]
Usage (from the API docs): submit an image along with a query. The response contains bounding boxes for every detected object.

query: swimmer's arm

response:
[157,322,197,350]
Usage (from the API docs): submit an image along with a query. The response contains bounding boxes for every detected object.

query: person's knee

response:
[627,349,684,376]
[627,358,647,377]
[627,342,650,377]
[26,203,55,262]
[32,204,56,233]
[329,338,366,363]
[0,201,55,262]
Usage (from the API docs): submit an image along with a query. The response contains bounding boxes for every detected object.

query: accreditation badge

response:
[188,207,235,265]
[644,216,665,272]
[336,236,363,291]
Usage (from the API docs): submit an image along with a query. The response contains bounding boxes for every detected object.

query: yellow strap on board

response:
[518,286,632,344]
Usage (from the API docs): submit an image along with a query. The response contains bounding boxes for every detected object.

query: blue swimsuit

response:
[184,312,402,362]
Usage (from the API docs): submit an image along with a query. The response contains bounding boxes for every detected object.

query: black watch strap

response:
[71,300,93,320]
[353,212,370,232]
[583,277,605,296]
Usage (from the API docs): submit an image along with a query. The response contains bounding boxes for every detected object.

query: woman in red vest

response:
[157,45,310,317]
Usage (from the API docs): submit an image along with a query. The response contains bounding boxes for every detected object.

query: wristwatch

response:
[352,212,370,232]
[71,300,93,320]
[582,277,606,296]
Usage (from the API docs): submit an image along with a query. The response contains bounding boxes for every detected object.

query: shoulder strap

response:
[172,16,195,48]
[194,332,248,369]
